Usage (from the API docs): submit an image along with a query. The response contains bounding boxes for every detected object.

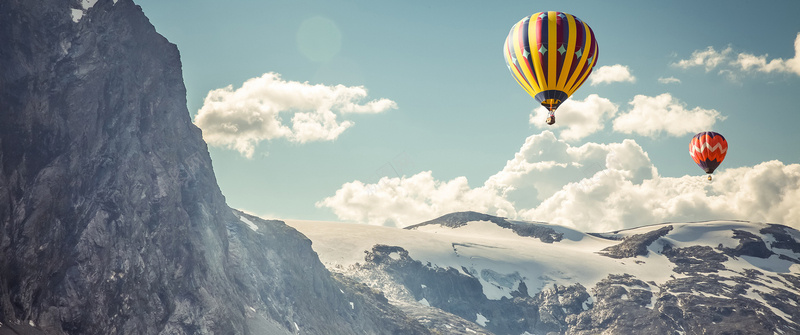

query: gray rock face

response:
[0,1,427,334]
[598,225,673,259]
[720,229,773,258]
[358,244,592,335]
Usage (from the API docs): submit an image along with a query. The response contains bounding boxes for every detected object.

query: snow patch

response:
[665,222,766,250]
[29,320,35,327]
[418,298,430,306]
[70,9,84,23]
[388,252,401,260]
[349,302,354,309]
[475,313,489,326]
[81,0,98,10]
[471,267,523,300]
[740,254,796,273]
[71,0,99,23]
[582,296,593,310]
[646,292,656,309]
[240,216,258,231]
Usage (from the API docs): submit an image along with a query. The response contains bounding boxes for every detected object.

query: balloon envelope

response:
[503,11,599,112]
[690,131,728,174]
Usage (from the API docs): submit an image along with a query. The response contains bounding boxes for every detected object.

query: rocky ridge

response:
[408,211,564,243]
[289,214,800,335]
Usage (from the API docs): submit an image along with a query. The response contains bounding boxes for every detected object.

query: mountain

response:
[0,0,426,334]
[286,211,800,335]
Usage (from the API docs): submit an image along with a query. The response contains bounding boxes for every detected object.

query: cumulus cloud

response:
[734,33,800,76]
[521,160,800,232]
[658,76,681,84]
[530,94,618,141]
[673,33,800,77]
[612,93,725,137]
[485,131,657,205]
[315,171,515,227]
[674,46,733,72]
[194,72,397,158]
[318,131,657,228]
[319,131,800,231]
[589,64,636,85]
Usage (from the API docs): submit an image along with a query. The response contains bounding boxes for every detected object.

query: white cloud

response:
[315,171,514,227]
[318,131,656,228]
[288,110,352,143]
[521,160,800,232]
[709,161,800,223]
[658,76,681,84]
[612,93,725,138]
[589,64,636,85]
[674,46,733,72]
[485,131,657,206]
[673,33,800,77]
[319,130,800,231]
[734,33,800,76]
[530,94,618,141]
[194,72,397,158]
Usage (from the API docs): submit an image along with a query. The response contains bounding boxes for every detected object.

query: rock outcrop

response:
[598,225,673,259]
[407,211,564,243]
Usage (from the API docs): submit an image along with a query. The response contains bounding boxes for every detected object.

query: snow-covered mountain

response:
[285,211,800,335]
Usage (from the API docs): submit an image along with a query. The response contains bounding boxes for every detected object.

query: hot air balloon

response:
[690,131,728,180]
[503,11,599,125]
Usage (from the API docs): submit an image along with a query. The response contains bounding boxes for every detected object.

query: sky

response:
[133,0,800,231]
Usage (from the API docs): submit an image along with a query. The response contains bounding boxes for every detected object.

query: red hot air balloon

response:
[689,131,728,180]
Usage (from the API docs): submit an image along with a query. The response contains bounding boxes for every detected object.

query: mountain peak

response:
[0,1,428,333]
[407,211,565,243]
[406,211,509,229]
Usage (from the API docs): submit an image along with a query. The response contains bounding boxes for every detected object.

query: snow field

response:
[286,219,692,300]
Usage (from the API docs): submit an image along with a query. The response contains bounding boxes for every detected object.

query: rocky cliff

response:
[0,0,426,334]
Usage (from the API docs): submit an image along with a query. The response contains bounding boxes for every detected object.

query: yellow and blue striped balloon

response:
[503,11,599,116]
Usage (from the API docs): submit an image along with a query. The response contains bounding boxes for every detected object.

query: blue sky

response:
[135,0,800,230]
